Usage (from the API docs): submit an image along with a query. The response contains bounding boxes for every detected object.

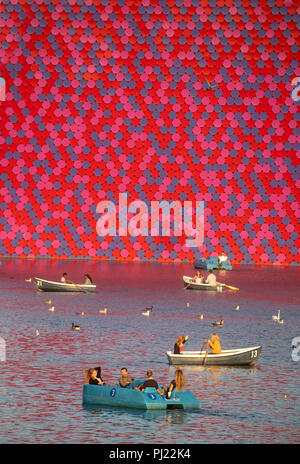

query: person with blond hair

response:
[166,369,185,398]
[86,367,104,385]
[204,333,221,354]
[174,335,189,354]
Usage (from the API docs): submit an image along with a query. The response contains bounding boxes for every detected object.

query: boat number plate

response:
[110,388,117,397]
[147,393,157,400]
[251,350,257,358]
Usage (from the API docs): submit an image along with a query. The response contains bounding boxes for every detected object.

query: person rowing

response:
[205,270,217,286]
[202,333,222,354]
[61,272,72,284]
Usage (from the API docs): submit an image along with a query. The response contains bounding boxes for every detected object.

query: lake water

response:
[0,258,299,445]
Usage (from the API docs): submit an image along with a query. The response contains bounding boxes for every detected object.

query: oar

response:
[200,342,206,353]
[216,282,239,291]
[70,281,89,293]
[184,278,195,290]
[200,341,208,365]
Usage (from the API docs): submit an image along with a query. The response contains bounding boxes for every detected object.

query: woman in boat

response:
[166,369,185,398]
[86,368,104,385]
[193,271,204,283]
[204,333,221,354]
[174,335,189,354]
[136,370,164,396]
[84,274,93,285]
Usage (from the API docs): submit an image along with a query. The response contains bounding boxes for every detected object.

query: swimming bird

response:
[72,322,80,331]
[142,310,151,317]
[45,299,51,305]
[35,329,40,336]
[48,306,55,312]
[99,308,107,314]
[25,278,31,282]
[278,319,284,324]
[146,306,153,312]
[212,319,223,327]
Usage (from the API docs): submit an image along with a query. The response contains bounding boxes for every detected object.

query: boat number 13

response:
[251,350,257,358]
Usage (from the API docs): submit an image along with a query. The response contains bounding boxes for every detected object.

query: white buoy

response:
[200,314,204,320]
[235,305,239,311]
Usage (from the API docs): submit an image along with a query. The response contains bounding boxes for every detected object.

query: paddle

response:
[70,281,89,293]
[200,341,208,365]
[184,278,195,290]
[216,281,239,291]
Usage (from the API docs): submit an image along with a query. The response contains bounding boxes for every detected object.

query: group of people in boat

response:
[174,333,221,355]
[60,273,93,285]
[85,366,185,399]
[192,270,217,286]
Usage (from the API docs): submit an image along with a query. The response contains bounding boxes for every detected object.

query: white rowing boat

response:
[166,346,262,366]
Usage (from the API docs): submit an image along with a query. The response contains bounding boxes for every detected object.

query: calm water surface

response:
[0,259,299,444]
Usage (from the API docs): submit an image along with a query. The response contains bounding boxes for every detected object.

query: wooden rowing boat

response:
[82,380,199,410]
[34,277,96,293]
[166,346,262,366]
[183,275,225,291]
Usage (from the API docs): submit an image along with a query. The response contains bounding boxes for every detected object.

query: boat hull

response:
[166,346,262,366]
[34,277,96,293]
[183,276,224,291]
[82,381,200,410]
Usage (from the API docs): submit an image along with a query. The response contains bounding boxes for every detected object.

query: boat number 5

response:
[251,350,257,358]
[110,388,117,397]
[147,393,157,400]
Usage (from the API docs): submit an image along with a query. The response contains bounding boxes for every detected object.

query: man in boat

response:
[205,270,217,286]
[61,272,72,284]
[218,252,228,269]
[119,367,134,388]
[136,370,164,396]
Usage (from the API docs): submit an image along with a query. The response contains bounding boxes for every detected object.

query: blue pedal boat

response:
[194,256,232,270]
[82,379,200,410]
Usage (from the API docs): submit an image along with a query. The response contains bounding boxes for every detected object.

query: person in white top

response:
[194,271,204,283]
[205,270,217,286]
[218,252,228,263]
